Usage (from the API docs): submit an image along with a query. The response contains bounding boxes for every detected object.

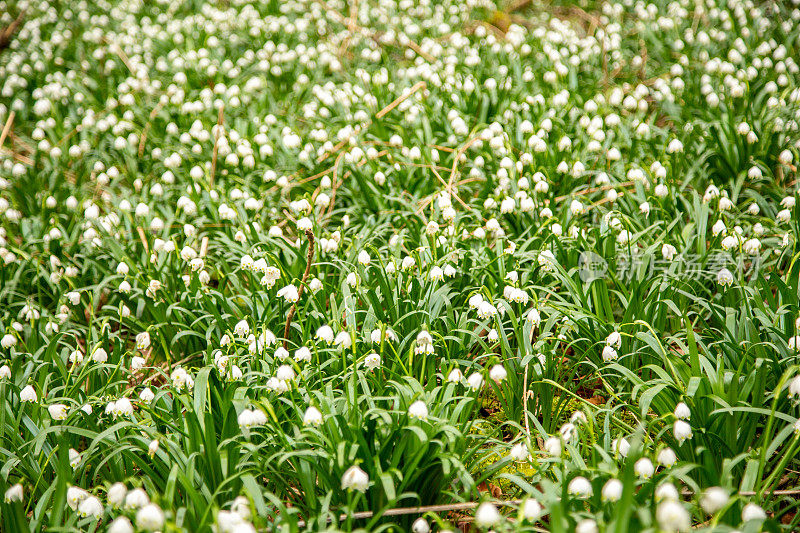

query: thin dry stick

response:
[138,102,165,157]
[297,500,528,528]
[0,111,14,150]
[282,230,315,349]
[210,105,225,186]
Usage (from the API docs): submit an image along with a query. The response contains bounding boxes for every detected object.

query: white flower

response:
[277,284,299,302]
[341,465,369,492]
[303,406,323,426]
[656,500,690,532]
[674,402,691,420]
[148,439,159,457]
[108,517,134,533]
[575,518,598,533]
[234,320,250,337]
[673,420,693,444]
[717,268,734,286]
[602,479,623,502]
[69,448,81,468]
[4,483,23,503]
[489,364,507,382]
[408,400,429,420]
[657,447,677,467]
[294,347,312,362]
[78,495,103,518]
[1,334,17,349]
[568,477,593,499]
[334,331,352,349]
[634,457,654,479]
[467,372,484,390]
[136,503,165,531]
[411,518,430,533]
[139,387,155,403]
[474,502,501,528]
[107,482,127,507]
[48,403,68,420]
[509,442,529,461]
[700,487,729,514]
[0,365,10,379]
[655,482,679,502]
[602,346,618,361]
[316,325,334,344]
[742,502,766,522]
[612,437,630,457]
[20,385,37,402]
[543,436,562,456]
[527,308,542,326]
[364,352,381,369]
[522,498,543,520]
[538,250,557,271]
[447,368,463,383]
[743,238,761,255]
[92,347,108,363]
[357,250,370,265]
[67,486,89,510]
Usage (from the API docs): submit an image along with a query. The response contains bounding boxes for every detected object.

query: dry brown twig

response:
[282,230,316,350]
[210,105,225,186]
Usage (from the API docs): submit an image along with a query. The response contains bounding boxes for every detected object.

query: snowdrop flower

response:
[656,500,690,532]
[655,482,679,502]
[408,400,429,420]
[674,402,691,420]
[467,372,484,390]
[717,268,734,286]
[568,477,593,499]
[411,518,430,533]
[474,502,501,528]
[69,448,81,468]
[743,238,761,255]
[1,334,17,349]
[489,364,507,382]
[277,284,299,302]
[602,346,618,361]
[108,517,134,533]
[543,436,562,456]
[107,482,127,507]
[48,403,68,420]
[700,487,729,514]
[303,406,323,426]
[139,387,155,403]
[612,437,630,457]
[67,486,89,510]
[634,458,654,479]
[20,385,38,402]
[334,331,352,349]
[509,442,529,461]
[575,519,598,533]
[364,352,381,369]
[606,331,622,349]
[4,484,23,503]
[742,503,766,522]
[316,325,334,344]
[78,495,103,518]
[673,420,693,445]
[341,465,369,492]
[527,308,542,326]
[136,503,165,531]
[522,498,543,520]
[135,332,150,350]
[538,250,557,271]
[92,347,108,363]
[447,368,463,383]
[0,365,10,379]
[602,479,623,502]
[657,447,678,467]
